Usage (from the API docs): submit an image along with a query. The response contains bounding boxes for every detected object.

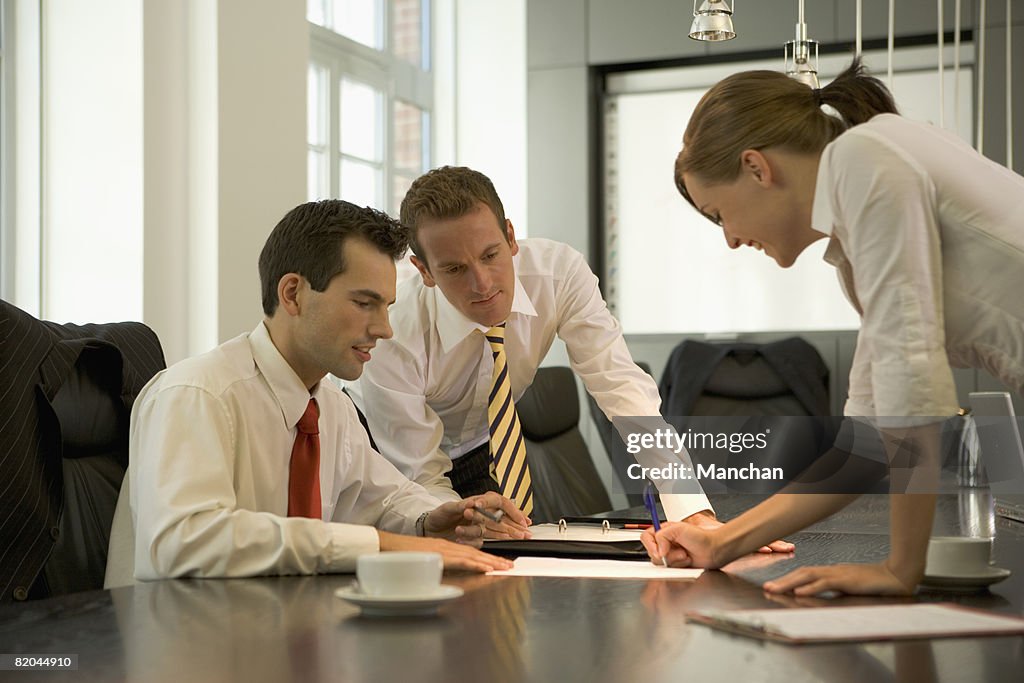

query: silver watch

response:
[415,511,431,537]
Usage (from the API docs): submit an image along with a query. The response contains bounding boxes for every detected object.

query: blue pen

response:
[643,480,668,567]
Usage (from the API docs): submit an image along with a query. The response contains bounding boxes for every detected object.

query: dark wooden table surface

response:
[2,492,1023,683]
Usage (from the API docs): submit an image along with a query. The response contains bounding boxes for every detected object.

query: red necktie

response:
[288,398,321,518]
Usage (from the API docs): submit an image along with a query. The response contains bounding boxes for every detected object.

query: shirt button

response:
[50,527,61,540]
[13,586,28,601]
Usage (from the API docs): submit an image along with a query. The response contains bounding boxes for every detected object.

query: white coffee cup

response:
[924,536,993,576]
[356,552,443,597]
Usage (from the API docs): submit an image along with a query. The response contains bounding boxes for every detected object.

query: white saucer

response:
[920,566,1011,591]
[335,584,464,616]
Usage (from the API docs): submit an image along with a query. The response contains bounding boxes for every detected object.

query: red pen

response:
[623,523,653,529]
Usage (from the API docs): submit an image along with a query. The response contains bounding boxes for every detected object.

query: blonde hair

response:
[675,58,898,213]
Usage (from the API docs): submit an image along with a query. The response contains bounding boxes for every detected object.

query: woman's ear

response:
[740,149,772,186]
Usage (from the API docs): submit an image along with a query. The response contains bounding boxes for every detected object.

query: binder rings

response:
[484,520,649,559]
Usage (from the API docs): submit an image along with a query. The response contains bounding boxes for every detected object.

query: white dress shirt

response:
[105,322,442,587]
[349,238,711,520]
[812,114,1024,419]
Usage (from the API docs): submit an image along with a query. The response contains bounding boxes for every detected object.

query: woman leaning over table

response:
[640,57,1024,596]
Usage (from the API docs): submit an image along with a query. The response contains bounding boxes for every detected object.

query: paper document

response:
[489,556,702,579]
[687,604,1024,643]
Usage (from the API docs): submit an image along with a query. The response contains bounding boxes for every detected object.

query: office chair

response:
[515,366,612,523]
[0,300,165,601]
[585,361,653,508]
[658,337,833,493]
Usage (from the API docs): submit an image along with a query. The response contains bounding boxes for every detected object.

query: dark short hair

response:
[258,200,409,316]
[399,166,507,267]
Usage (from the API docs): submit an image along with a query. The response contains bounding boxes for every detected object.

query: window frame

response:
[308,2,434,215]
[601,43,976,336]
[0,0,14,301]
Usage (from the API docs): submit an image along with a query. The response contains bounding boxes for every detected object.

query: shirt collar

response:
[434,255,538,353]
[822,236,846,267]
[810,145,836,237]
[249,321,320,429]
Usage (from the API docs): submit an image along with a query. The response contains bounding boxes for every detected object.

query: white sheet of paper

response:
[693,604,1024,641]
[488,556,703,579]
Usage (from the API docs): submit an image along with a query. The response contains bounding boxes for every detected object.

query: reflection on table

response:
[1,492,1022,683]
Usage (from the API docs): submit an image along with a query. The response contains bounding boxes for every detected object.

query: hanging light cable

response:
[1007,0,1013,169]
[856,0,863,57]
[978,0,987,153]
[938,0,945,127]
[888,0,896,91]
[954,0,962,134]
[689,0,736,42]
[784,0,819,88]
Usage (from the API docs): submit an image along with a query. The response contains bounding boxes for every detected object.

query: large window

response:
[307,0,432,217]
[0,0,12,302]
[604,45,974,336]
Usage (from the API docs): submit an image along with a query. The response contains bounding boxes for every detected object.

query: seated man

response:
[348,166,716,525]
[105,200,526,587]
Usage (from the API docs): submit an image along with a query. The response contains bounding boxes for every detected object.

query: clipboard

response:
[484,519,649,560]
[686,603,1024,644]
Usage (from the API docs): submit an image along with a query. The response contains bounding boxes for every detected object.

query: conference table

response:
[2,492,1023,683]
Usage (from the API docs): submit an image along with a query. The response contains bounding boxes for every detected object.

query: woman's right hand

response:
[640,521,722,568]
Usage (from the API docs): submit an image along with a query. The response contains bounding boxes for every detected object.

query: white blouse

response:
[812,114,1024,419]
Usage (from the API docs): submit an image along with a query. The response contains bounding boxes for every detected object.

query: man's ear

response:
[277,273,305,316]
[410,255,436,288]
[505,219,519,256]
[740,149,773,187]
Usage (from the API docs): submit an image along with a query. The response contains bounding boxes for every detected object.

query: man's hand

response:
[680,510,795,554]
[424,491,531,546]
[377,531,513,572]
[762,561,917,597]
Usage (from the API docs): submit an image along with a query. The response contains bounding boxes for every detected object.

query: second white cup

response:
[924,536,992,577]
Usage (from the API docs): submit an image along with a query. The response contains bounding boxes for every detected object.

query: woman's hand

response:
[762,560,918,596]
[640,521,721,568]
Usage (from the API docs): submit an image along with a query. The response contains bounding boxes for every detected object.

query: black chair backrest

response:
[0,299,165,601]
[659,337,832,493]
[660,338,829,418]
[516,366,612,523]
[43,346,133,596]
[585,362,652,508]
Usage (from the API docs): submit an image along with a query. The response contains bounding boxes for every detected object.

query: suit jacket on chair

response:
[657,337,832,494]
[658,337,830,418]
[0,300,165,602]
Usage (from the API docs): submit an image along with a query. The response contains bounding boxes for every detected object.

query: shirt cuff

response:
[323,523,381,573]
[660,493,714,522]
[427,483,462,503]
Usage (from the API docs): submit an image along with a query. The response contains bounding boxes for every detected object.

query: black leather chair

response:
[585,361,653,508]
[0,300,165,601]
[658,337,834,493]
[515,366,612,523]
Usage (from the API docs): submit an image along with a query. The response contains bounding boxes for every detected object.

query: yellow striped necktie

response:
[485,323,533,515]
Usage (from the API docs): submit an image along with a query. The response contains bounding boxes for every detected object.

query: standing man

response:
[349,166,717,526]
[106,200,525,587]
